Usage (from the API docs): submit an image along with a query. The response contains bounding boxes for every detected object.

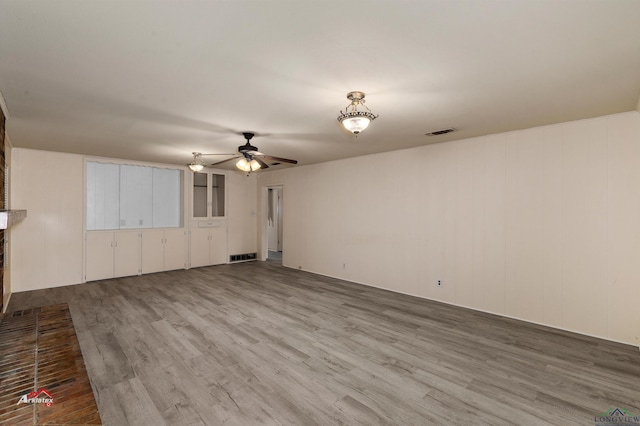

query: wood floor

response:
[7,262,640,425]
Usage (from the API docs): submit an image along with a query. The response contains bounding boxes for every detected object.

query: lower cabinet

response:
[85,229,187,282]
[85,231,140,282]
[141,229,187,274]
[190,222,227,268]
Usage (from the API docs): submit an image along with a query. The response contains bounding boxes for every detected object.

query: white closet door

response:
[114,231,140,277]
[163,229,186,271]
[209,226,227,265]
[190,228,211,268]
[85,232,115,281]
[141,229,165,274]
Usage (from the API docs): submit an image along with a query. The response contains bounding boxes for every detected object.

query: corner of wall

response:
[3,134,12,312]
[0,90,8,119]
[0,102,10,312]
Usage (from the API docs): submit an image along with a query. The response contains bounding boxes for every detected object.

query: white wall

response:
[11,149,85,291]
[226,172,258,256]
[10,148,258,292]
[258,111,640,346]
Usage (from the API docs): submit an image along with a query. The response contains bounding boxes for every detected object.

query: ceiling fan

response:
[189,132,298,173]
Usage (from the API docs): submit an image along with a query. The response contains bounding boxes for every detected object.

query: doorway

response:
[266,186,283,264]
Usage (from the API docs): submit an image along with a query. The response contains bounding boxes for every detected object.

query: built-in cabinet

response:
[193,172,225,219]
[190,171,228,267]
[190,222,227,268]
[85,170,230,281]
[141,229,187,274]
[86,228,186,281]
[85,231,140,281]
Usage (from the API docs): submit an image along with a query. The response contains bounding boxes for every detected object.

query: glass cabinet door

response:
[211,174,225,217]
[192,172,225,218]
[193,172,208,218]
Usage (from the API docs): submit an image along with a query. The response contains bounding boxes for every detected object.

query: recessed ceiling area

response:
[1,1,639,168]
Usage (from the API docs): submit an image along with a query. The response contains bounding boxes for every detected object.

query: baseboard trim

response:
[2,292,10,313]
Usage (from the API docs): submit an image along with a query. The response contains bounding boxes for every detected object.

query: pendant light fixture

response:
[337,91,378,135]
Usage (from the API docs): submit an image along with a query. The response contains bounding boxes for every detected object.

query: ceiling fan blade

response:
[258,155,298,165]
[209,156,239,166]
[202,153,238,156]
[253,157,269,169]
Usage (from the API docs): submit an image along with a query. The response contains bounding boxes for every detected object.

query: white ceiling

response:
[1,0,640,169]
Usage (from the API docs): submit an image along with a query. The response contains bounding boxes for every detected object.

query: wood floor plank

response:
[7,262,640,425]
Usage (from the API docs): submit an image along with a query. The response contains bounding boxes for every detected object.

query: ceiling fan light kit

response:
[337,91,378,135]
[188,132,298,174]
[236,158,261,172]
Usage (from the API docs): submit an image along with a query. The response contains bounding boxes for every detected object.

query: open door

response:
[265,186,283,263]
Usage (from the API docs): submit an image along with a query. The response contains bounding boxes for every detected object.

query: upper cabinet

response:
[192,172,225,219]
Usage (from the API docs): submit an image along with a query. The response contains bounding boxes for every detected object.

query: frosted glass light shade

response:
[341,116,371,134]
[236,158,261,172]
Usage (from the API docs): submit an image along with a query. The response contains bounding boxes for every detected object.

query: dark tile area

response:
[0,304,101,425]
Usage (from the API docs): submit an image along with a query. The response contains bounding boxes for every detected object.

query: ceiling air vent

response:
[425,128,456,136]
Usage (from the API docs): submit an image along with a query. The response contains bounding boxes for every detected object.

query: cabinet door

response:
[209,226,227,265]
[164,229,186,271]
[190,228,211,268]
[192,172,226,219]
[114,231,140,278]
[192,172,208,218]
[85,232,115,282]
[141,229,165,274]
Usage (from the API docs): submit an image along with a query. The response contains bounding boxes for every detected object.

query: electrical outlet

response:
[437,280,442,287]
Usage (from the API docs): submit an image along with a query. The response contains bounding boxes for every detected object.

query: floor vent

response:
[229,253,257,262]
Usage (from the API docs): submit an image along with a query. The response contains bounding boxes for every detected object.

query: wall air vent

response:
[425,128,456,136]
